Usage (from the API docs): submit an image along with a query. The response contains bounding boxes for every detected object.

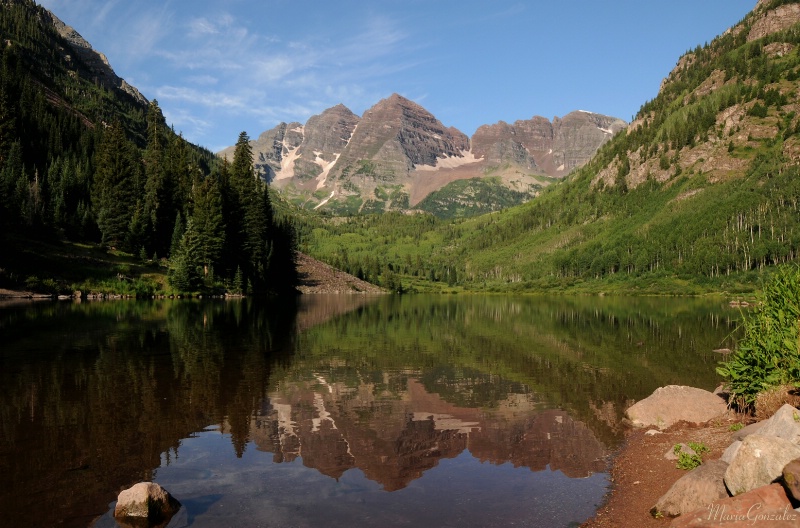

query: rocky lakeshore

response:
[582,386,800,527]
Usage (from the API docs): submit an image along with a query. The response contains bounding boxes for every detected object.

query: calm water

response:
[0,295,738,527]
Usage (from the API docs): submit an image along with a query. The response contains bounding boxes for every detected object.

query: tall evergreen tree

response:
[93,121,138,249]
[143,100,174,256]
[192,174,225,277]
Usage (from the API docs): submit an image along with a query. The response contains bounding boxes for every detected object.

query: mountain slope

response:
[452,0,800,290]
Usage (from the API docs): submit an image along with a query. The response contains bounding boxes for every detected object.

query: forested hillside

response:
[299,0,800,294]
[0,0,297,295]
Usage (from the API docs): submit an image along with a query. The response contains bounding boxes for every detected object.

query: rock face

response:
[652,459,729,517]
[43,9,146,105]
[670,483,797,527]
[624,385,729,430]
[748,2,800,42]
[723,434,800,495]
[114,482,180,524]
[473,111,625,177]
[220,94,625,215]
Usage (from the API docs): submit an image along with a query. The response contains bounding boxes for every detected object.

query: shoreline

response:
[581,417,747,527]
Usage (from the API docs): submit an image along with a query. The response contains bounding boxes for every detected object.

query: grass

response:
[1,233,169,296]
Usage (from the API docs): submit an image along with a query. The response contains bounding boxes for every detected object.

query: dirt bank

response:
[582,418,746,527]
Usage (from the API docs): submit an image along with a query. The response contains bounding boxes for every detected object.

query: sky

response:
[37,0,757,153]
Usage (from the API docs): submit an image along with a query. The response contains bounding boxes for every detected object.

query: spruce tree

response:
[93,121,138,249]
[192,175,225,277]
[143,100,174,256]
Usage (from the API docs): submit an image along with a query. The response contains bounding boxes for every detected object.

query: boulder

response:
[670,483,797,527]
[724,434,800,495]
[757,403,800,443]
[114,482,180,524]
[731,420,765,441]
[720,441,742,464]
[625,385,728,430]
[783,458,800,502]
[651,459,729,517]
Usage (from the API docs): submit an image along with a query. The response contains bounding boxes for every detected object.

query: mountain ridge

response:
[219,94,625,216]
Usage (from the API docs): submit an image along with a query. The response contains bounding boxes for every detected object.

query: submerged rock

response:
[114,482,180,525]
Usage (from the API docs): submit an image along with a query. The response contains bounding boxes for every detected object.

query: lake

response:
[0,294,738,527]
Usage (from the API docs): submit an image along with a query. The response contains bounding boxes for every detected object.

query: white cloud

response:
[186,75,219,86]
[156,86,247,111]
[188,17,219,37]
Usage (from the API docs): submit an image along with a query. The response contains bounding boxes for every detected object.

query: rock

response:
[757,404,800,443]
[670,483,797,527]
[724,434,800,495]
[721,441,742,464]
[782,458,800,502]
[651,459,729,517]
[645,429,663,436]
[731,420,765,441]
[114,482,180,523]
[625,385,729,430]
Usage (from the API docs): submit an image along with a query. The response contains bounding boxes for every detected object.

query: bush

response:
[717,266,800,408]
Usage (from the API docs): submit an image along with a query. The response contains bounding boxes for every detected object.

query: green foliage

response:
[729,422,744,431]
[717,265,800,406]
[748,102,768,118]
[674,441,709,470]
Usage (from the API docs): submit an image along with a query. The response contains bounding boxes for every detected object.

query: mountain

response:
[220,94,625,217]
[297,0,800,294]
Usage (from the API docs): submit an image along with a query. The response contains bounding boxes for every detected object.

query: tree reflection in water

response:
[0,295,736,527]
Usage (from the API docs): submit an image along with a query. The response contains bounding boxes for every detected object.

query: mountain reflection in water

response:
[245,375,607,491]
[0,294,736,527]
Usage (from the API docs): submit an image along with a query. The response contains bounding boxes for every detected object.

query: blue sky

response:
[37,0,756,152]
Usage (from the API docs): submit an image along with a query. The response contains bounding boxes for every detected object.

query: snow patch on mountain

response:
[415,150,483,171]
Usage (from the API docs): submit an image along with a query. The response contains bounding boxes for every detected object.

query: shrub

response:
[674,442,709,470]
[717,266,800,408]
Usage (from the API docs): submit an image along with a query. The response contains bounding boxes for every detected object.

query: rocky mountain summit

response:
[220,93,625,216]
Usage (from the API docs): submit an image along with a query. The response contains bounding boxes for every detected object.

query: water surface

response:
[0,295,738,527]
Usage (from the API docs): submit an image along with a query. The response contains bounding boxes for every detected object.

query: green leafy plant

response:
[717,266,800,408]
[729,422,744,432]
[675,442,709,470]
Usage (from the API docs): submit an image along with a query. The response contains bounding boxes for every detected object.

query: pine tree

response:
[93,121,138,249]
[191,175,225,277]
[169,212,185,259]
[143,100,174,256]
[169,218,203,292]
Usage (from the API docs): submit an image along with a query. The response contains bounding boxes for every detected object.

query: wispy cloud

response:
[39,1,421,147]
[155,86,248,111]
